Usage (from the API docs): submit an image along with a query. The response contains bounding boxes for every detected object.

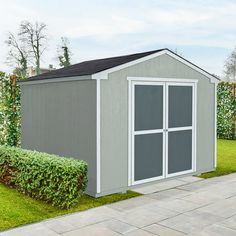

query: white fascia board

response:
[18,75,92,85]
[164,51,219,84]
[91,49,219,84]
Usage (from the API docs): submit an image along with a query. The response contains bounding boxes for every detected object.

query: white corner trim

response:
[194,82,198,173]
[92,49,219,84]
[96,79,101,193]
[214,83,217,168]
[128,79,132,186]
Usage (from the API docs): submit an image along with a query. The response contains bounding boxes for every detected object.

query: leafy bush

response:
[0,146,87,208]
[217,82,236,140]
[0,73,21,147]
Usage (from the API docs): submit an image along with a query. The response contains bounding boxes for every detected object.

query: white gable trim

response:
[92,49,219,84]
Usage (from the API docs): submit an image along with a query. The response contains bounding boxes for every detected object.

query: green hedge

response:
[217,82,236,140]
[0,146,88,208]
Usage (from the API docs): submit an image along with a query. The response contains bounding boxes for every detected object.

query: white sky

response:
[0,0,236,76]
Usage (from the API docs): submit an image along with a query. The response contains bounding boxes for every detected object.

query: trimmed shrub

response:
[0,146,88,208]
[217,82,236,140]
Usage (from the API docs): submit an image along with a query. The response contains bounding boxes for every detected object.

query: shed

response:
[19,48,219,197]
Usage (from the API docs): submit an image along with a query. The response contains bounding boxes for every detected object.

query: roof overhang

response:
[18,75,92,85]
[92,49,219,84]
[19,49,220,85]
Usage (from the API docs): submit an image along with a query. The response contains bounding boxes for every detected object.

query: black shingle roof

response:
[23,48,219,82]
[26,49,165,81]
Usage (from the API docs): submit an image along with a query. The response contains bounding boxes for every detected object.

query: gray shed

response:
[19,48,219,197]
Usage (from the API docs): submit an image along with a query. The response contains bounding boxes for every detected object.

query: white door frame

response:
[128,77,197,186]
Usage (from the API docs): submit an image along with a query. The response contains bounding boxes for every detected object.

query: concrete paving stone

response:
[145,192,171,201]
[133,184,163,195]
[148,188,192,200]
[178,176,202,183]
[108,196,157,212]
[143,223,186,236]
[97,219,137,234]
[159,210,224,234]
[134,179,186,194]
[199,176,236,186]
[139,202,180,218]
[218,215,236,230]
[141,201,180,217]
[124,229,156,235]
[180,191,223,205]
[184,210,225,225]
[42,218,77,234]
[198,196,236,218]
[61,206,120,228]
[177,180,219,192]
[200,184,236,199]
[212,173,236,182]
[61,224,120,236]
[150,198,200,213]
[159,214,201,234]
[0,223,59,236]
[116,207,174,228]
[191,224,236,236]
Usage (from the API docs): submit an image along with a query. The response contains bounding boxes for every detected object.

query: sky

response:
[0,0,236,77]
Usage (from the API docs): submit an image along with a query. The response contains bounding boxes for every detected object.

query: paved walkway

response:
[2,174,236,236]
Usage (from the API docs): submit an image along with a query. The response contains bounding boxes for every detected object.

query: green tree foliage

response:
[0,73,21,146]
[58,37,71,67]
[224,47,236,83]
[217,82,236,140]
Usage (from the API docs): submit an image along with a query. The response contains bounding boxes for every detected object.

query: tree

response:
[5,32,28,78]
[224,47,236,82]
[19,21,47,75]
[57,37,71,67]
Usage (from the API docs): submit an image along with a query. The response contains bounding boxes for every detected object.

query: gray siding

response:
[21,78,97,195]
[100,54,215,194]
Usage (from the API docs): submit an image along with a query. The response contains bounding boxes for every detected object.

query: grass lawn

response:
[0,186,141,231]
[200,139,236,178]
[1,139,235,231]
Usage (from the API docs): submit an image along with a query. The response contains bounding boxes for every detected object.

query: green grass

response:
[200,139,236,178]
[1,139,235,231]
[0,185,141,231]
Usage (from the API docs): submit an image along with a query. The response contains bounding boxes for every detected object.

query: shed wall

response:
[100,54,215,194]
[21,78,97,195]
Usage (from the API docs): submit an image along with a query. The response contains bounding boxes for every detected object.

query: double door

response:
[131,81,196,185]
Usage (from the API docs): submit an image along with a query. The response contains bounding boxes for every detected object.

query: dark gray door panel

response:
[168,86,192,128]
[135,133,163,181]
[135,85,163,131]
[168,130,192,174]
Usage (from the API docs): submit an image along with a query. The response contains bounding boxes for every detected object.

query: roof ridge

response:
[81,48,166,63]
